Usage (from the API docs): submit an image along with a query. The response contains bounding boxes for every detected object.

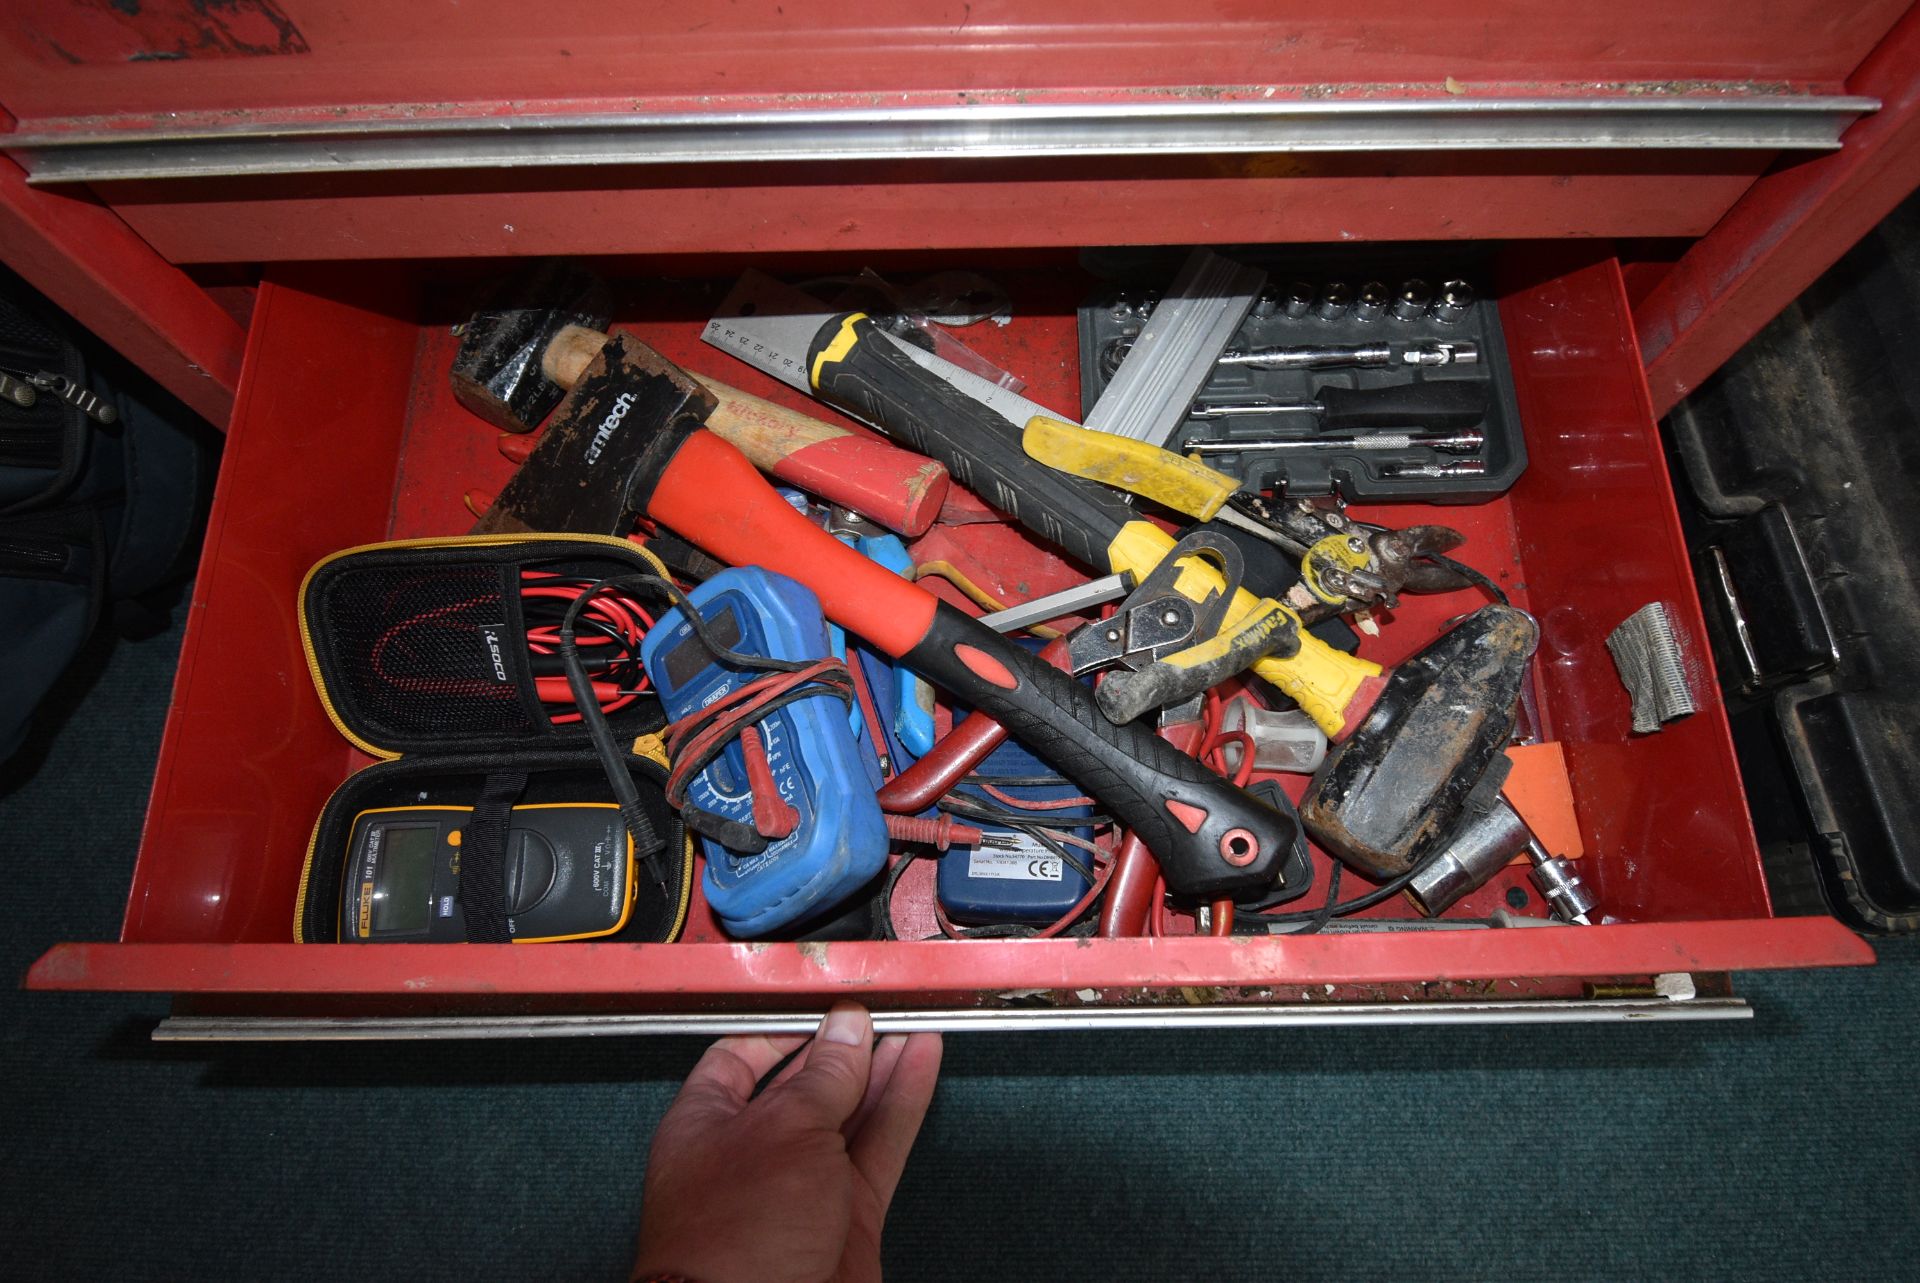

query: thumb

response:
[768,1003,874,1129]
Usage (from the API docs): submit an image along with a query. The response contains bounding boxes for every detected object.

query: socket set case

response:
[1077,249,1526,503]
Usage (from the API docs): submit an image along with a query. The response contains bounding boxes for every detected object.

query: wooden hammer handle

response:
[543,324,948,536]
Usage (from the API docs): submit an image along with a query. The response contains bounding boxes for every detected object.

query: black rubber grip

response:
[808,314,1135,570]
[1316,381,1487,430]
[904,603,1296,898]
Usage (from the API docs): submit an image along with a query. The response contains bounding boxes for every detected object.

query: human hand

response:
[632,1003,943,1283]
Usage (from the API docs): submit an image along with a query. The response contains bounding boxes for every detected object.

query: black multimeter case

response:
[293,535,694,945]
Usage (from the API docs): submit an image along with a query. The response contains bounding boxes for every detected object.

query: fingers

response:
[847,1032,943,1209]
[765,1034,819,1092]
[671,1033,811,1118]
[844,1034,911,1141]
[765,1013,892,1102]
[764,1002,874,1129]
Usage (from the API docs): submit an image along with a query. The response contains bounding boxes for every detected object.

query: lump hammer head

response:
[471,332,716,537]
[450,259,611,433]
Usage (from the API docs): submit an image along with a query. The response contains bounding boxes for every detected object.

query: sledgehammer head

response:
[1301,604,1539,882]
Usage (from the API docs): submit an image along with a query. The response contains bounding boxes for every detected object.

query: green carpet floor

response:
[4,617,1916,1281]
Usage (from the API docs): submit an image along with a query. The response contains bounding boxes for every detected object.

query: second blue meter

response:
[641,567,888,938]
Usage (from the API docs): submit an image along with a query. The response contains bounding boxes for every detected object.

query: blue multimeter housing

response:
[641,567,888,938]
[832,527,936,771]
[782,488,935,764]
[845,531,938,758]
[935,638,1095,925]
[936,733,1096,925]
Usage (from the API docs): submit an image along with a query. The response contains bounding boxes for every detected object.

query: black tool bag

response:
[293,534,694,944]
[0,276,219,764]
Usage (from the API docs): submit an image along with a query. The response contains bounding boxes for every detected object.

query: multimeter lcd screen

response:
[373,825,438,934]
[663,605,742,689]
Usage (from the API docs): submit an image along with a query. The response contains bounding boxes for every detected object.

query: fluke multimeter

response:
[339,803,634,943]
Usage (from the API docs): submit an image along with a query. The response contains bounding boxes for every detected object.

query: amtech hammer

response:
[450,261,950,537]
[474,333,1298,899]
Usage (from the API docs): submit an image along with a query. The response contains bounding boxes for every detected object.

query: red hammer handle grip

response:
[701,378,950,537]
[767,432,947,538]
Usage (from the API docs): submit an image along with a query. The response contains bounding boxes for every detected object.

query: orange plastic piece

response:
[1503,741,1585,862]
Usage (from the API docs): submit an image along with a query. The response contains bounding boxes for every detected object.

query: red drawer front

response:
[28,246,1871,999]
[2,0,1899,121]
[6,2,1906,264]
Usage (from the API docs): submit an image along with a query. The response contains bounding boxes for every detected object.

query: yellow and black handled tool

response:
[1022,414,1385,723]
[801,308,1544,886]
[1069,529,1304,727]
[805,312,1383,736]
[1024,414,1478,617]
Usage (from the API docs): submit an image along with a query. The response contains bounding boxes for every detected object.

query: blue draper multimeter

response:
[844,530,938,758]
[935,638,1096,925]
[936,733,1096,925]
[641,567,889,938]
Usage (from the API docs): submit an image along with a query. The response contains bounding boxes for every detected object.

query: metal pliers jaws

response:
[1227,492,1475,621]
[1065,530,1292,725]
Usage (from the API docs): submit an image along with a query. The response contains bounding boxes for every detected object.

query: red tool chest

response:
[6,3,1916,1026]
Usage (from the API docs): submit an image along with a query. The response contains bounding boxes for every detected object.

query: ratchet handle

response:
[903,603,1298,898]
[1316,381,1487,430]
[807,312,1135,570]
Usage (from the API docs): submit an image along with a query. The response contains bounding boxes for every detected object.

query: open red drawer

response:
[25,245,1872,1011]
